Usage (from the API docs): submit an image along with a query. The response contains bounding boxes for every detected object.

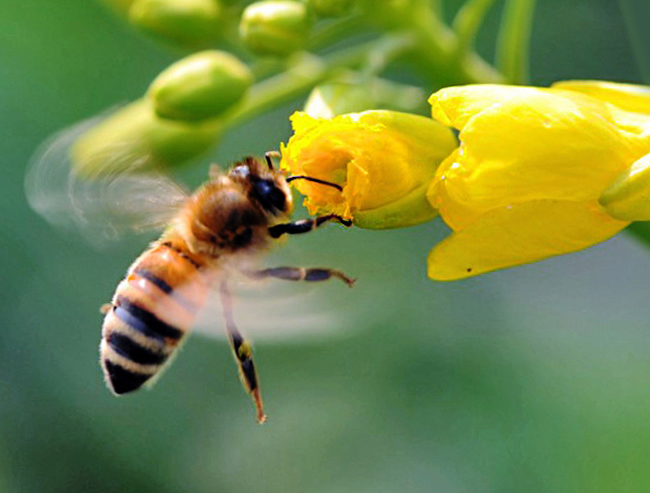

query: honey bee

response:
[26,119,354,423]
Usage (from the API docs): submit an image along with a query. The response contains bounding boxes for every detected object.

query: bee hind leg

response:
[219,281,267,424]
[246,267,355,287]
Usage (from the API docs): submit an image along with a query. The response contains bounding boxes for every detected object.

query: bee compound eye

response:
[253,179,286,213]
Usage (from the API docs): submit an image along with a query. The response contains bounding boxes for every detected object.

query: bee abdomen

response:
[107,331,168,366]
[113,294,185,342]
[102,358,157,395]
[100,241,210,395]
[101,299,180,395]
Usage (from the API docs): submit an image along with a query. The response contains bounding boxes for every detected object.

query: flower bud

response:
[239,1,311,57]
[599,153,650,221]
[280,110,457,229]
[309,0,354,17]
[129,0,221,46]
[70,99,220,177]
[303,83,376,118]
[148,51,253,122]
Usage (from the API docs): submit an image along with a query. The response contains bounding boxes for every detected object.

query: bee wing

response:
[25,114,189,248]
[189,264,377,343]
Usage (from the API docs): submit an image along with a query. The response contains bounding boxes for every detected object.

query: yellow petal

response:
[553,80,650,116]
[428,200,628,281]
[429,84,544,129]
[430,90,645,230]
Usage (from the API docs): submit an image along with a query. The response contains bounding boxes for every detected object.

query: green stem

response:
[360,33,417,78]
[222,39,384,128]
[452,0,498,56]
[222,0,508,132]
[409,3,505,85]
[495,0,537,84]
[308,15,365,50]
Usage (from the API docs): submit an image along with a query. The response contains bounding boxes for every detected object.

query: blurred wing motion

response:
[192,261,385,344]
[25,115,188,248]
[193,277,350,342]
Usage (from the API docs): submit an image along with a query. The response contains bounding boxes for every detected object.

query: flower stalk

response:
[495,0,537,83]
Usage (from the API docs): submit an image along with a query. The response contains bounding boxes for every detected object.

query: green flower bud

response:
[309,0,353,17]
[129,0,222,46]
[599,153,650,221]
[304,83,376,118]
[239,1,311,57]
[71,99,220,177]
[149,51,253,122]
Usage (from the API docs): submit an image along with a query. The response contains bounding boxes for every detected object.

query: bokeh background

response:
[3,1,650,492]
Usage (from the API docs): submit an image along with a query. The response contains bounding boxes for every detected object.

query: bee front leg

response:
[268,214,352,239]
[246,267,355,287]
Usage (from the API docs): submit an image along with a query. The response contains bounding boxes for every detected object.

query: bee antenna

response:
[286,175,343,192]
[264,151,281,170]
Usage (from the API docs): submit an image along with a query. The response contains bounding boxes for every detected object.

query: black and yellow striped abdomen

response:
[100,240,210,395]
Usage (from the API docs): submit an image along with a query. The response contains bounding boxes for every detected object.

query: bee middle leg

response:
[268,214,352,239]
[246,267,355,287]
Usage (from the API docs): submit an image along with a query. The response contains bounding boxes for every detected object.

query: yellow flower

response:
[280,110,457,229]
[426,81,650,281]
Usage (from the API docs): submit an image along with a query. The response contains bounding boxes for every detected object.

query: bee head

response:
[229,156,293,216]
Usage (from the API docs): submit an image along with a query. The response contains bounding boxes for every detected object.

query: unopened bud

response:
[129,0,221,46]
[71,99,220,176]
[239,1,311,57]
[600,153,650,221]
[149,51,253,122]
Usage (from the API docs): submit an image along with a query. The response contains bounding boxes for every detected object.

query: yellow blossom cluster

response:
[280,81,650,280]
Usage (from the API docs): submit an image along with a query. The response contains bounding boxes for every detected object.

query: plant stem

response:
[495,0,537,84]
[452,0,498,56]
[222,39,388,128]
[360,33,417,78]
[222,1,508,131]
[396,1,505,86]
[308,15,365,51]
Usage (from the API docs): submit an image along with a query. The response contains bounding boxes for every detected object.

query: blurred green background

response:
[3,1,650,492]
